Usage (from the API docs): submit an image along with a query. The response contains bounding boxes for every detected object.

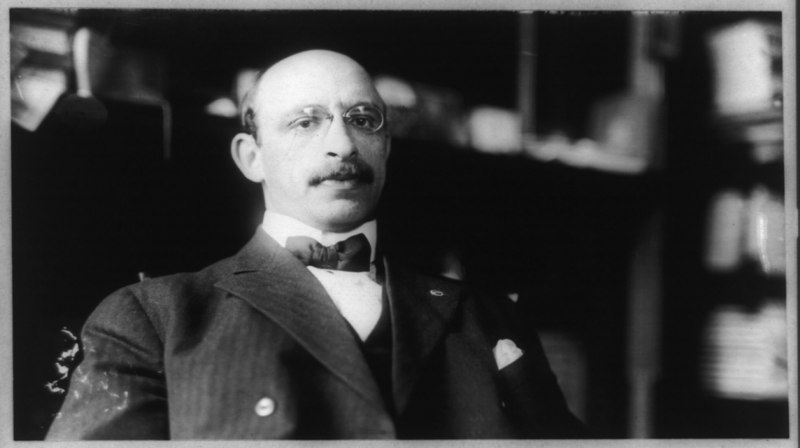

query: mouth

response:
[311,164,374,188]
[318,178,362,190]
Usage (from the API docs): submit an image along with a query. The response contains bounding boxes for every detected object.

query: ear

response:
[231,133,265,183]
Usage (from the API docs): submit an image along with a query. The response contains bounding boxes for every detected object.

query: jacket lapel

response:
[384,258,465,413]
[214,231,385,412]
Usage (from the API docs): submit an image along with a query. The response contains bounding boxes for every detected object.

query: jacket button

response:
[254,397,275,417]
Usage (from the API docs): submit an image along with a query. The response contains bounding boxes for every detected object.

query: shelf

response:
[712,108,784,145]
[713,107,782,125]
[524,137,651,175]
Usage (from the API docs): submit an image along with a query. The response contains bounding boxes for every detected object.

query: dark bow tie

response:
[285,233,371,272]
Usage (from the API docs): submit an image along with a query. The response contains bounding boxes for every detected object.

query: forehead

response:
[252,59,381,119]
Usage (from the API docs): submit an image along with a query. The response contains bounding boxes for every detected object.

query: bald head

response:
[242,50,384,140]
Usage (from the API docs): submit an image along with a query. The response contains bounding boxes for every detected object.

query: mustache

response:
[309,160,375,186]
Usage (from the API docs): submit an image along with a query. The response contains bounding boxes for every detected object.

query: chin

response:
[313,202,375,232]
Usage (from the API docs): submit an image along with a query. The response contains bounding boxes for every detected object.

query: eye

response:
[289,115,323,131]
[344,105,384,132]
[349,116,373,128]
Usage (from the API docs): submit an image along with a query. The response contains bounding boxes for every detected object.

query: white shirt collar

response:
[261,210,378,263]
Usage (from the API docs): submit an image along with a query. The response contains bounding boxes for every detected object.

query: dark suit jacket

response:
[46,231,586,440]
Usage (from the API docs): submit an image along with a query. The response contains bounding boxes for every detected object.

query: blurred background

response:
[10,9,790,440]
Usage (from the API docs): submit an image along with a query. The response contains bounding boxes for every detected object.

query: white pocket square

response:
[493,338,524,370]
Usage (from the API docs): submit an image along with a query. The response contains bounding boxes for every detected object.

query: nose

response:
[324,116,357,159]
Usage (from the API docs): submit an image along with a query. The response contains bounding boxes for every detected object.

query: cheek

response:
[369,147,390,182]
[266,162,306,195]
[261,142,310,190]
[361,138,390,164]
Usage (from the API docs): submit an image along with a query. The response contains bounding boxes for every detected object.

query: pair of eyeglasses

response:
[289,104,384,134]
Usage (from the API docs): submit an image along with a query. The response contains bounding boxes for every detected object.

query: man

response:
[47,49,586,439]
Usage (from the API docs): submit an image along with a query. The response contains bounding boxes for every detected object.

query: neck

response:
[261,210,378,262]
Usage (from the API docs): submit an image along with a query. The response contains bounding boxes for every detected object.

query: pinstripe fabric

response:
[46,231,586,440]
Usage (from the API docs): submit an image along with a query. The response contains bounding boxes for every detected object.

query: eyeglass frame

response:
[242,102,386,140]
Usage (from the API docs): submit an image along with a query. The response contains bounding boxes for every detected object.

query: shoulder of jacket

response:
[93,254,237,332]
[133,251,241,297]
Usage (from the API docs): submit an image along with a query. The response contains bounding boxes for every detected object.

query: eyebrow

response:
[280,101,383,118]
[280,104,327,118]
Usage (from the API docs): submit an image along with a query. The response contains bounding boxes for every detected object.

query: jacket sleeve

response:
[480,291,590,438]
[46,285,169,440]
[495,341,589,438]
